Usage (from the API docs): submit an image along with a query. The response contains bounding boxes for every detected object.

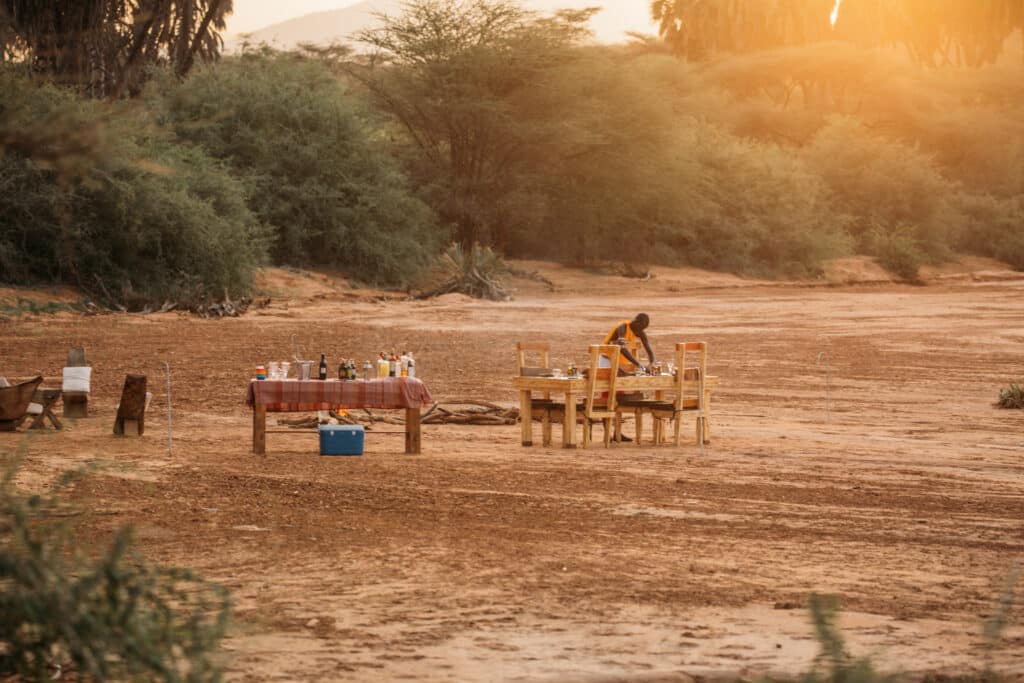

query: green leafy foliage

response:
[153,50,439,287]
[864,225,926,282]
[0,457,230,681]
[0,67,267,309]
[798,594,885,683]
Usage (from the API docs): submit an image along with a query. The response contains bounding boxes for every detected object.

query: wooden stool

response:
[29,388,63,430]
[63,347,90,418]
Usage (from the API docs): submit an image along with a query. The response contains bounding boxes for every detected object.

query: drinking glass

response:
[280,361,291,379]
[551,368,562,378]
[268,361,280,380]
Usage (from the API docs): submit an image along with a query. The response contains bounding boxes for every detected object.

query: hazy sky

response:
[228,0,355,33]
[226,0,655,35]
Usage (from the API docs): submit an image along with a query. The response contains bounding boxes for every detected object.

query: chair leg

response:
[635,409,643,446]
[674,414,682,447]
[603,418,611,447]
[582,419,591,448]
[542,410,552,446]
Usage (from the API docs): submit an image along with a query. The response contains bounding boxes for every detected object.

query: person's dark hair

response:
[633,313,650,329]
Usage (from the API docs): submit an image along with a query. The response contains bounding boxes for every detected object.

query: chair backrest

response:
[516,341,551,377]
[584,344,620,418]
[0,376,43,421]
[673,342,707,411]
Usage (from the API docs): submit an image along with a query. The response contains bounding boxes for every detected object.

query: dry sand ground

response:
[2,258,1024,682]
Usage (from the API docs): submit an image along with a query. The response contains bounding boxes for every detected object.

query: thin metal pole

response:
[162,361,173,456]
[817,352,831,423]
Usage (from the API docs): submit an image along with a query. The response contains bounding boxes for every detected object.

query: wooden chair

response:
[581,344,620,448]
[113,374,147,436]
[618,342,708,447]
[516,341,559,446]
[0,376,43,432]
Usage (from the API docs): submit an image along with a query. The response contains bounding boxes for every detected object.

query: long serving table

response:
[245,377,434,455]
[512,373,719,449]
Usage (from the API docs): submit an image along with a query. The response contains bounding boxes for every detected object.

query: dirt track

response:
[2,260,1024,681]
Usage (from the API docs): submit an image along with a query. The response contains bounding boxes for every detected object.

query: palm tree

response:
[0,0,233,96]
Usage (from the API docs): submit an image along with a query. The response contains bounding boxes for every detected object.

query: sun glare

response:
[830,0,842,28]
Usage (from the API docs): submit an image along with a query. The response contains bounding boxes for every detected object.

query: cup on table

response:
[280,361,291,379]
[268,361,280,380]
[552,368,562,378]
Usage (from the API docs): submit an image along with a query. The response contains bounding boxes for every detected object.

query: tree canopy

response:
[651,0,1024,67]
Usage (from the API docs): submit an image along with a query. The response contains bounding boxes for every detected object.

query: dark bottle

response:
[337,359,346,380]
[319,353,328,380]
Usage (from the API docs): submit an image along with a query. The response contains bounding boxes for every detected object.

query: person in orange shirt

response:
[602,313,655,374]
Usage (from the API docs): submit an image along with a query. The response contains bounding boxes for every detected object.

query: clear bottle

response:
[389,352,398,377]
[407,352,416,378]
[362,360,373,381]
[400,351,410,377]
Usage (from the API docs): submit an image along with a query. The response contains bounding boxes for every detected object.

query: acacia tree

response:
[0,0,233,96]
[347,0,593,247]
[651,0,1024,67]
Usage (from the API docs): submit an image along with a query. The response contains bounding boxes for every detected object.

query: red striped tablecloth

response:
[246,378,433,412]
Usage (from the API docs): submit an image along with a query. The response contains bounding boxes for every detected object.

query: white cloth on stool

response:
[62,366,91,393]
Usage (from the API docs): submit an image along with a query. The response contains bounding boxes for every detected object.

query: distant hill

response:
[226,0,657,51]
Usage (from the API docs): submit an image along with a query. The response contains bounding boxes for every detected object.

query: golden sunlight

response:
[830,0,842,28]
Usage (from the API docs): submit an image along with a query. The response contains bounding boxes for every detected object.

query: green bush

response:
[153,50,440,287]
[957,194,1024,271]
[804,117,960,263]
[502,51,853,276]
[0,458,230,681]
[864,225,925,281]
[0,68,267,308]
[997,383,1024,409]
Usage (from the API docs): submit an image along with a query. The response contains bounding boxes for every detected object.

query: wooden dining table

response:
[512,373,719,448]
[246,377,434,455]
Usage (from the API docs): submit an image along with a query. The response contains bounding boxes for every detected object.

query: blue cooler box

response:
[319,424,365,456]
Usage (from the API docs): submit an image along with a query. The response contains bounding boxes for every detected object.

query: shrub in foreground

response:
[0,458,230,681]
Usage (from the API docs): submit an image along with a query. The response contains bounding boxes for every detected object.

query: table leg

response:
[702,388,712,444]
[405,407,422,454]
[563,390,577,449]
[519,390,533,447]
[253,404,267,455]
